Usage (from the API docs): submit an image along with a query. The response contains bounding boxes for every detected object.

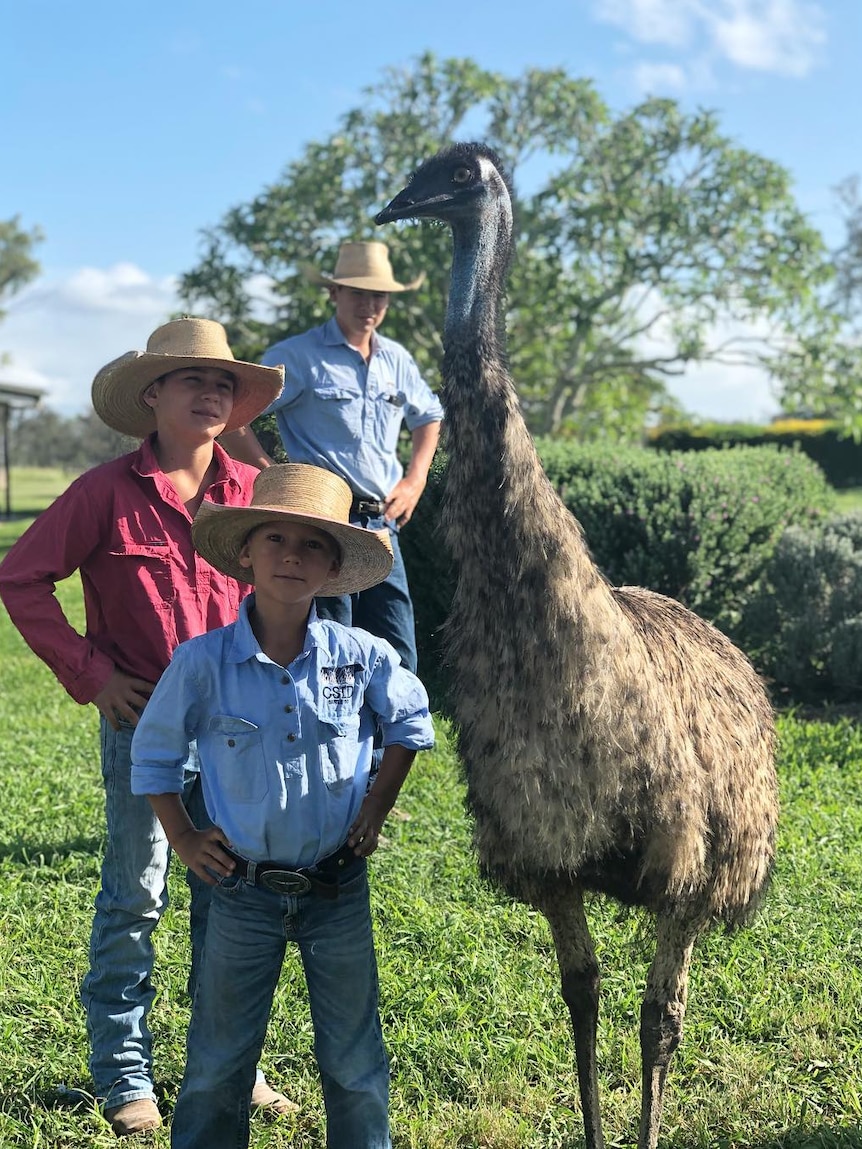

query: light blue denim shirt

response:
[130,597,434,867]
[260,318,444,501]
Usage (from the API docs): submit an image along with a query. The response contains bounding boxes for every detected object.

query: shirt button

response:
[287,733,296,742]
[281,676,289,685]
[227,739,235,747]
[284,704,294,713]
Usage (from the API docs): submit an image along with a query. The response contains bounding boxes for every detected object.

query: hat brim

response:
[301,264,426,293]
[192,503,393,596]
[92,352,284,439]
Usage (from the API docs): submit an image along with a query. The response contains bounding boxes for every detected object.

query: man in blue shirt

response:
[220,241,443,673]
[131,463,434,1149]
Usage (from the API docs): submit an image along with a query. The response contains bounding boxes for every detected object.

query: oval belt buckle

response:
[261,870,311,895]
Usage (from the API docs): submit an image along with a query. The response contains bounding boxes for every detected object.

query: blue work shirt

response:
[260,318,444,501]
[130,597,434,867]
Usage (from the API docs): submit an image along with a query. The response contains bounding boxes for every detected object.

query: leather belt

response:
[350,496,384,516]
[219,841,359,899]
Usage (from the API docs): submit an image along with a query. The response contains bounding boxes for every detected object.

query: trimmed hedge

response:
[402,443,835,707]
[649,419,862,489]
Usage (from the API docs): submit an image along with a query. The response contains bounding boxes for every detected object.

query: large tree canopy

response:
[180,53,832,439]
[0,215,42,322]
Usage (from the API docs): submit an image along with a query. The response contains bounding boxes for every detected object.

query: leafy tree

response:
[10,407,133,471]
[179,53,832,441]
[0,215,42,322]
[834,176,862,320]
[770,177,862,433]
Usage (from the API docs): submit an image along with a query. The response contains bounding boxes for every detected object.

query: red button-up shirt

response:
[0,438,258,704]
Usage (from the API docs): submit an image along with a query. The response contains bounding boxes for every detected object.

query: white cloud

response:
[628,289,782,421]
[596,0,696,46]
[711,0,826,76]
[632,61,689,93]
[0,264,181,414]
[594,0,826,79]
[667,356,780,422]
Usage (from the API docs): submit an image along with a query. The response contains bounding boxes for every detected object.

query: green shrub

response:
[650,419,862,489]
[403,443,834,708]
[738,512,862,703]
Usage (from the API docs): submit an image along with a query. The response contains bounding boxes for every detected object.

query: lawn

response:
[2,475,862,1147]
[834,488,862,513]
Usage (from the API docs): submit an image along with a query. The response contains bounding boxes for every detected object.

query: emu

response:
[375,143,778,1149]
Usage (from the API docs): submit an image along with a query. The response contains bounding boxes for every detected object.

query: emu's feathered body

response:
[376,142,778,1149]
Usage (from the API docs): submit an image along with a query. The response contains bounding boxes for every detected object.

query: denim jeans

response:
[171,860,390,1149]
[80,717,211,1109]
[317,516,417,673]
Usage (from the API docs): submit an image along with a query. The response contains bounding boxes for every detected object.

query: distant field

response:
[834,487,862,512]
[3,466,73,513]
[0,468,73,558]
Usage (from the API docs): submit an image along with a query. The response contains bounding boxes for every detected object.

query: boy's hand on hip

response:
[93,670,155,730]
[171,827,235,886]
[347,795,388,857]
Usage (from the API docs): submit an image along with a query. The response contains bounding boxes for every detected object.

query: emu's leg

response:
[541,887,605,1149]
[638,915,696,1149]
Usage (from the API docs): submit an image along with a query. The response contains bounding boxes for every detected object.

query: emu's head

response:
[374,142,512,229]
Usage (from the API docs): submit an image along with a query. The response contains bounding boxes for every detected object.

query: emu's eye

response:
[452,166,472,184]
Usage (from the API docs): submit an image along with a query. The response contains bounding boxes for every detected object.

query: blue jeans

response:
[317,517,417,673]
[171,861,390,1149]
[80,718,211,1109]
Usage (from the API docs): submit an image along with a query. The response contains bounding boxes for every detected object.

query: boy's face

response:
[329,286,390,343]
[239,520,341,605]
[144,366,236,441]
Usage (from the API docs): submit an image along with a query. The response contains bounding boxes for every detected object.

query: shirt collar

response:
[227,596,326,666]
[131,435,244,494]
[323,315,379,358]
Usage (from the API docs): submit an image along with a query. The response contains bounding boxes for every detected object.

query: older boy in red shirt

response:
[0,318,286,1136]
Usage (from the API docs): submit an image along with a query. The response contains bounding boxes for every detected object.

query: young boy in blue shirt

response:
[130,463,435,1149]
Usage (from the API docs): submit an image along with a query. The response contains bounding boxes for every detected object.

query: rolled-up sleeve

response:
[364,647,435,750]
[131,645,204,795]
[401,354,444,432]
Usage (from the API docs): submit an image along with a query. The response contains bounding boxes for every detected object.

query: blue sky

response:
[1,0,859,420]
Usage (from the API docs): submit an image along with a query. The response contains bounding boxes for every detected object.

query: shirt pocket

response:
[109,527,175,607]
[315,384,363,439]
[202,716,268,804]
[372,389,408,452]
[319,715,361,792]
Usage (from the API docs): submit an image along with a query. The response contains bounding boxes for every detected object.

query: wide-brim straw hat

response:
[192,463,393,596]
[91,317,284,438]
[302,241,425,293]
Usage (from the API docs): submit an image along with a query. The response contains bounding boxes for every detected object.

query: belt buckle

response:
[259,869,311,896]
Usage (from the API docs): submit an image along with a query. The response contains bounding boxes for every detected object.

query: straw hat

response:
[302,241,425,293]
[91,317,284,438]
[192,464,393,595]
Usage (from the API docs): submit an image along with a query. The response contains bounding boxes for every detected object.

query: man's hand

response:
[383,474,425,527]
[93,669,155,730]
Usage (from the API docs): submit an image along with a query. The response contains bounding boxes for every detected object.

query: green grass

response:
[833,488,862,512]
[4,477,862,1146]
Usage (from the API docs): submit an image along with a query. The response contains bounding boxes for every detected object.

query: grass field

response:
[3,473,862,1146]
[834,488,862,512]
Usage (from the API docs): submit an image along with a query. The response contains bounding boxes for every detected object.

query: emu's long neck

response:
[443,201,574,566]
[441,195,624,682]
[445,200,508,350]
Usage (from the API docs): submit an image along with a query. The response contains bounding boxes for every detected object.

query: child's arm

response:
[147,793,236,886]
[0,474,142,708]
[347,744,416,857]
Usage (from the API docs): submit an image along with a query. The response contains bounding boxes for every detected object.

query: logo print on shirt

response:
[320,663,360,702]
